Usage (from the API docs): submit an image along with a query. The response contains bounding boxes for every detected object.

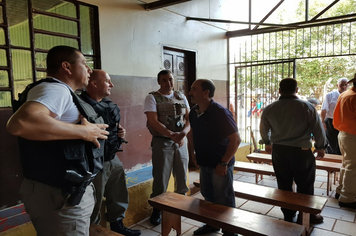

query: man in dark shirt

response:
[260,78,327,224]
[189,79,241,236]
[81,69,141,236]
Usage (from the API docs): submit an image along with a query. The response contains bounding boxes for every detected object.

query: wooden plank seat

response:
[193,180,327,233]
[247,153,342,164]
[321,154,343,163]
[89,224,124,236]
[148,192,306,236]
[244,154,342,196]
[234,161,275,183]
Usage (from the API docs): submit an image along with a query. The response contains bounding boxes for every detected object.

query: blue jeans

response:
[199,165,235,208]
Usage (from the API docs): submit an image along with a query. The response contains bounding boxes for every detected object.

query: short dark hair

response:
[200,79,215,98]
[279,78,297,95]
[46,45,80,75]
[157,70,172,83]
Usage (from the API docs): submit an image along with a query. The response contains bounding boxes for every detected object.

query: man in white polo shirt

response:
[321,77,348,154]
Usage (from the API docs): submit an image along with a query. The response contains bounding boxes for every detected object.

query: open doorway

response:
[162,46,197,169]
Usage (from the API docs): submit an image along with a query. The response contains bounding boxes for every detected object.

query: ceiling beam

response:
[226,13,356,37]
[311,0,340,21]
[186,17,295,29]
[145,0,192,10]
[253,0,284,30]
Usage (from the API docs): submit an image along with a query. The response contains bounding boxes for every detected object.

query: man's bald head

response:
[86,69,114,101]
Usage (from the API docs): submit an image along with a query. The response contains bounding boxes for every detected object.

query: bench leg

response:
[298,212,310,236]
[327,172,331,196]
[161,211,181,236]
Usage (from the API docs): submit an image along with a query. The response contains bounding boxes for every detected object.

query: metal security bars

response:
[0,0,100,107]
[229,18,356,147]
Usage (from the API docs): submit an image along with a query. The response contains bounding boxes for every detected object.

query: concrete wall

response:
[82,0,230,171]
[84,0,228,80]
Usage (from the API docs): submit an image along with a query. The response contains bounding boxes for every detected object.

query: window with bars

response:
[0,0,100,107]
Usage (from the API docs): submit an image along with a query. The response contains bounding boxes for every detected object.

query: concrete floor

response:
[128,169,356,236]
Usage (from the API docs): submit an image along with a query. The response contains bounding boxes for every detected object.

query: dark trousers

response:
[325,118,341,155]
[272,144,316,219]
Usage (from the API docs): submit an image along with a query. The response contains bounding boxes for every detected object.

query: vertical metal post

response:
[306,0,309,21]
[28,0,36,82]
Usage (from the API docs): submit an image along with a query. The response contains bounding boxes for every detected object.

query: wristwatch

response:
[219,161,228,166]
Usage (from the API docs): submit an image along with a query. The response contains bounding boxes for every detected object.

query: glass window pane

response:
[33,14,77,36]
[0,28,5,45]
[0,6,3,23]
[33,1,77,18]
[35,52,47,69]
[85,57,94,69]
[80,6,94,55]
[0,49,6,66]
[8,0,30,48]
[36,71,47,80]
[0,70,9,87]
[0,91,11,108]
[35,34,78,50]
[12,49,33,99]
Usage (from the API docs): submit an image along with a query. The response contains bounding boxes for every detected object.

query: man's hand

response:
[313,149,325,160]
[81,117,108,148]
[118,125,126,138]
[215,164,227,176]
[322,121,327,130]
[265,144,272,154]
[170,132,186,146]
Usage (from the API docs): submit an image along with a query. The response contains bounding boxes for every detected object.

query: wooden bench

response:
[234,161,275,183]
[244,154,342,196]
[89,224,124,236]
[247,153,342,164]
[321,154,343,163]
[194,180,327,233]
[148,192,306,236]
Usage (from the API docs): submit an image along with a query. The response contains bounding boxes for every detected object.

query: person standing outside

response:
[189,79,241,236]
[80,70,141,235]
[333,74,356,208]
[6,46,109,236]
[321,78,349,154]
[144,70,190,225]
[260,78,327,224]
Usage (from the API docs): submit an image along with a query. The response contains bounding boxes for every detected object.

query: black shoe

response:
[296,214,323,224]
[339,201,356,209]
[310,214,324,224]
[222,231,238,236]
[149,208,161,226]
[110,220,141,236]
[335,193,340,199]
[193,225,220,235]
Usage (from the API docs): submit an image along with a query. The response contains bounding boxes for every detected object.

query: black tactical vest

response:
[13,79,105,190]
[80,91,122,161]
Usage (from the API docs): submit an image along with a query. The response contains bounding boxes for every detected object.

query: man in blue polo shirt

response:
[189,79,241,236]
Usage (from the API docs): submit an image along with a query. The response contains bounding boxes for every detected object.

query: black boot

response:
[110,219,141,236]
[150,208,161,226]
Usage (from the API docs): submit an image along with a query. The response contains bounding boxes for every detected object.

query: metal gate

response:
[233,60,295,151]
